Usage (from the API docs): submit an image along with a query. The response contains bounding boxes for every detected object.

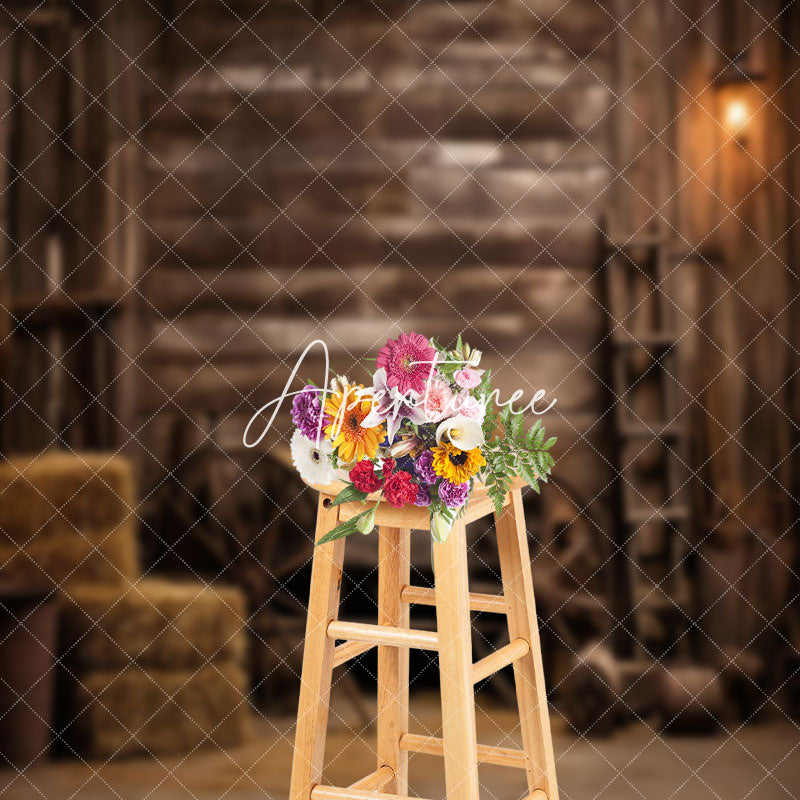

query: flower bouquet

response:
[289,332,556,545]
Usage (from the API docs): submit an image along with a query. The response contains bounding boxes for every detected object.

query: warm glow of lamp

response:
[714,50,764,144]
[723,97,749,133]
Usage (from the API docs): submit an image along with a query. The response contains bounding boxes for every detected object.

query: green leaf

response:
[431,510,455,543]
[476,368,493,398]
[544,436,558,449]
[330,483,369,507]
[489,484,506,516]
[316,513,367,545]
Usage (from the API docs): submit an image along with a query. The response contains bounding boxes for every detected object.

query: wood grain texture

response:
[472,637,531,684]
[400,585,507,614]
[525,791,548,800]
[337,501,430,529]
[347,765,394,791]
[325,478,518,529]
[331,640,375,669]
[293,484,559,800]
[432,518,481,800]
[495,489,559,799]
[399,733,527,770]
[377,526,411,794]
[311,786,433,800]
[327,620,438,651]
[289,496,345,800]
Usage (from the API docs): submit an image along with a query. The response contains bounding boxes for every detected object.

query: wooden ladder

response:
[602,235,694,657]
[289,484,559,800]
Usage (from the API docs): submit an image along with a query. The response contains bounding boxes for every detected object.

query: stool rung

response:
[312,786,431,800]
[472,637,530,684]
[400,585,507,614]
[327,620,438,651]
[347,765,394,791]
[332,640,375,668]
[399,732,527,769]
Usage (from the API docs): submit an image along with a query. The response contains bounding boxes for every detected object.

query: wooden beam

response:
[327,620,438,651]
[347,765,394,791]
[400,585,507,614]
[399,733,527,770]
[331,640,375,669]
[495,490,559,798]
[377,526,411,793]
[432,518,480,800]
[312,787,432,800]
[472,638,530,684]
[289,498,347,800]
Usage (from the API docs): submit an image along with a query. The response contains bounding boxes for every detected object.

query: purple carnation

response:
[414,450,437,485]
[438,479,470,509]
[291,385,329,440]
[413,484,431,507]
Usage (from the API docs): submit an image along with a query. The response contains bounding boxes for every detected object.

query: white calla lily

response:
[435,416,484,450]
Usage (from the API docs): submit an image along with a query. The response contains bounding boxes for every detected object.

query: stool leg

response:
[290,496,346,800]
[495,489,559,800]
[433,518,480,800]
[377,526,411,794]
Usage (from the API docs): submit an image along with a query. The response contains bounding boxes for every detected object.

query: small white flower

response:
[329,374,351,396]
[435,416,485,450]
[290,429,336,485]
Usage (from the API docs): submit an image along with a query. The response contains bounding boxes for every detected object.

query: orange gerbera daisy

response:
[324,385,384,463]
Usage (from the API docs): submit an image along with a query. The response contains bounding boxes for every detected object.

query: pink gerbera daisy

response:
[376,332,436,395]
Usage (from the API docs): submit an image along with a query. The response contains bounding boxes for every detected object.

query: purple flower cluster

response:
[414,449,437,485]
[438,479,469,509]
[291,385,329,440]
[413,484,432,507]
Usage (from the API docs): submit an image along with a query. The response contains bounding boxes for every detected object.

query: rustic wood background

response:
[0,0,797,721]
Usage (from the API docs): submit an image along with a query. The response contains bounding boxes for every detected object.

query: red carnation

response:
[349,459,383,493]
[381,458,396,478]
[383,470,417,509]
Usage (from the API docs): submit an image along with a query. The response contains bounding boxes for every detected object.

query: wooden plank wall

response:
[134,0,619,531]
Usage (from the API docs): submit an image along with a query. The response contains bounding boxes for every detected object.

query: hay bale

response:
[0,453,135,543]
[61,579,247,670]
[0,453,138,588]
[65,662,251,759]
[0,532,138,590]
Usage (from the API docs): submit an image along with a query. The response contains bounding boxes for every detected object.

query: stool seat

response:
[305,476,528,529]
[290,482,559,800]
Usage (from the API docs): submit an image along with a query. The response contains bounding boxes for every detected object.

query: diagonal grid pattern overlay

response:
[0,0,798,799]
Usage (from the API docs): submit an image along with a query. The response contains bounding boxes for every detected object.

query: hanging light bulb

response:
[714,52,763,144]
[723,97,749,134]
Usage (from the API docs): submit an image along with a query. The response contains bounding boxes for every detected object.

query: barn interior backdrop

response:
[0,0,798,798]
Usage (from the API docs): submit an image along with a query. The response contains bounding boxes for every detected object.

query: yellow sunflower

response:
[324,385,384,463]
[431,442,486,484]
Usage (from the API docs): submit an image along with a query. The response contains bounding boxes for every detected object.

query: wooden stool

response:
[290,479,559,800]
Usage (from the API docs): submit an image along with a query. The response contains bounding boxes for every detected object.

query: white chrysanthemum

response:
[291,429,336,485]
